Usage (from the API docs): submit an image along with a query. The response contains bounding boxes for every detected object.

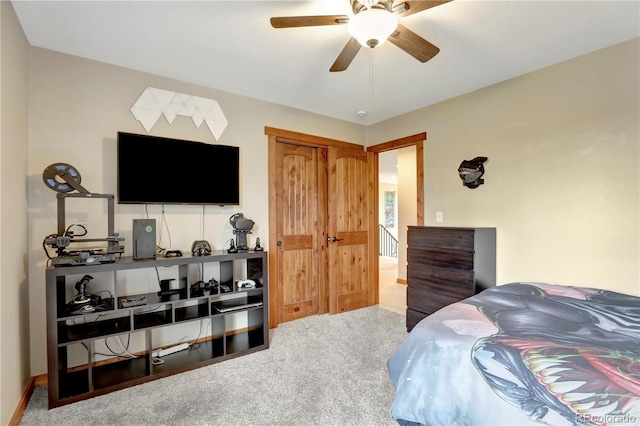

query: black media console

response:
[45,250,268,408]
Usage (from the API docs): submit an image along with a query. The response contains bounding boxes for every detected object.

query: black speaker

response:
[133,219,156,259]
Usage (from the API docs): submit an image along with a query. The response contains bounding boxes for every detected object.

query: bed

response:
[387,282,640,426]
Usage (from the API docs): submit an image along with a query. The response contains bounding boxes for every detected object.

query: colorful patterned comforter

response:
[387,283,640,426]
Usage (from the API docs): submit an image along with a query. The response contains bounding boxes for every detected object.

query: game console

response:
[133,219,156,259]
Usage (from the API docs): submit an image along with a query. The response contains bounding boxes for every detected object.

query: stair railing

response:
[379,224,398,258]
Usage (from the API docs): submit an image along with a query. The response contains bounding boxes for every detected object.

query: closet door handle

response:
[328,236,343,243]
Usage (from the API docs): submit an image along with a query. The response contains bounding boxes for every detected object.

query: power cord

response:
[161,204,172,249]
[83,334,138,359]
[94,289,114,300]
[64,223,87,237]
[190,318,211,350]
[103,335,138,359]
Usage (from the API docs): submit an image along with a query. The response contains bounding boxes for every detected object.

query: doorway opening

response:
[367,134,425,316]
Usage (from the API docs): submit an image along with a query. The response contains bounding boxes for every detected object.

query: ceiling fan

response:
[270,0,451,72]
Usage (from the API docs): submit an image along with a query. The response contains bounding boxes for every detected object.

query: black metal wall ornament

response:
[458,156,488,189]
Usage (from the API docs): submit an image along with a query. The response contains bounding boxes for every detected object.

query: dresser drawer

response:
[408,263,475,297]
[407,285,467,316]
[408,247,475,271]
[408,227,475,250]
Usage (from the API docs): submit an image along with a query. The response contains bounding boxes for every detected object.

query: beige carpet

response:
[21,306,407,426]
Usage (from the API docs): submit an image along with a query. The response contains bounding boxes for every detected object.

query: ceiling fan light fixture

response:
[348,8,398,48]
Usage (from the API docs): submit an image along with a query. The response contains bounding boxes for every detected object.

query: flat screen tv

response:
[117,132,240,205]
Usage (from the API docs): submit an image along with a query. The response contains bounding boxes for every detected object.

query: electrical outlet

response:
[436,211,444,223]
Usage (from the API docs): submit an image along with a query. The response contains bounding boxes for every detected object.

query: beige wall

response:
[27,48,366,375]
[396,146,417,281]
[0,1,31,424]
[368,38,640,295]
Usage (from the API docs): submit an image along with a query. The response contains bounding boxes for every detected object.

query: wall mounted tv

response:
[117,132,240,205]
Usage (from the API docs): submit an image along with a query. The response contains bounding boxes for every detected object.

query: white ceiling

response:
[11,0,640,125]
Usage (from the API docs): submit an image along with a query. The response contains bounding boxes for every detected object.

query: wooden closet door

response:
[275,143,320,323]
[327,147,376,313]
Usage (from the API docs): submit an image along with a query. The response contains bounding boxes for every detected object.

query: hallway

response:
[378,256,406,316]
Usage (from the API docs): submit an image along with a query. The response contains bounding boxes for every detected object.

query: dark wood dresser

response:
[406,226,496,331]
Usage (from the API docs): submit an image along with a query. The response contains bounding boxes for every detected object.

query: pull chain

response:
[369,48,375,99]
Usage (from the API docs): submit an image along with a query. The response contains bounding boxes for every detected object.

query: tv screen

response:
[117,132,240,205]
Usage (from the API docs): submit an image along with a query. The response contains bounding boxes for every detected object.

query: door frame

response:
[265,127,366,329]
[367,133,426,284]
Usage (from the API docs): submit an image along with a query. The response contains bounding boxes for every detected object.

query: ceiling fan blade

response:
[330,37,361,72]
[270,15,349,28]
[388,24,440,63]
[394,1,452,17]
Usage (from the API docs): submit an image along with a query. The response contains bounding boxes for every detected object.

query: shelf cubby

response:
[58,313,131,344]
[56,343,90,399]
[226,328,266,354]
[175,299,210,322]
[212,295,263,314]
[117,288,187,310]
[152,339,224,373]
[58,369,89,400]
[133,306,173,329]
[92,356,150,390]
[59,297,115,319]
